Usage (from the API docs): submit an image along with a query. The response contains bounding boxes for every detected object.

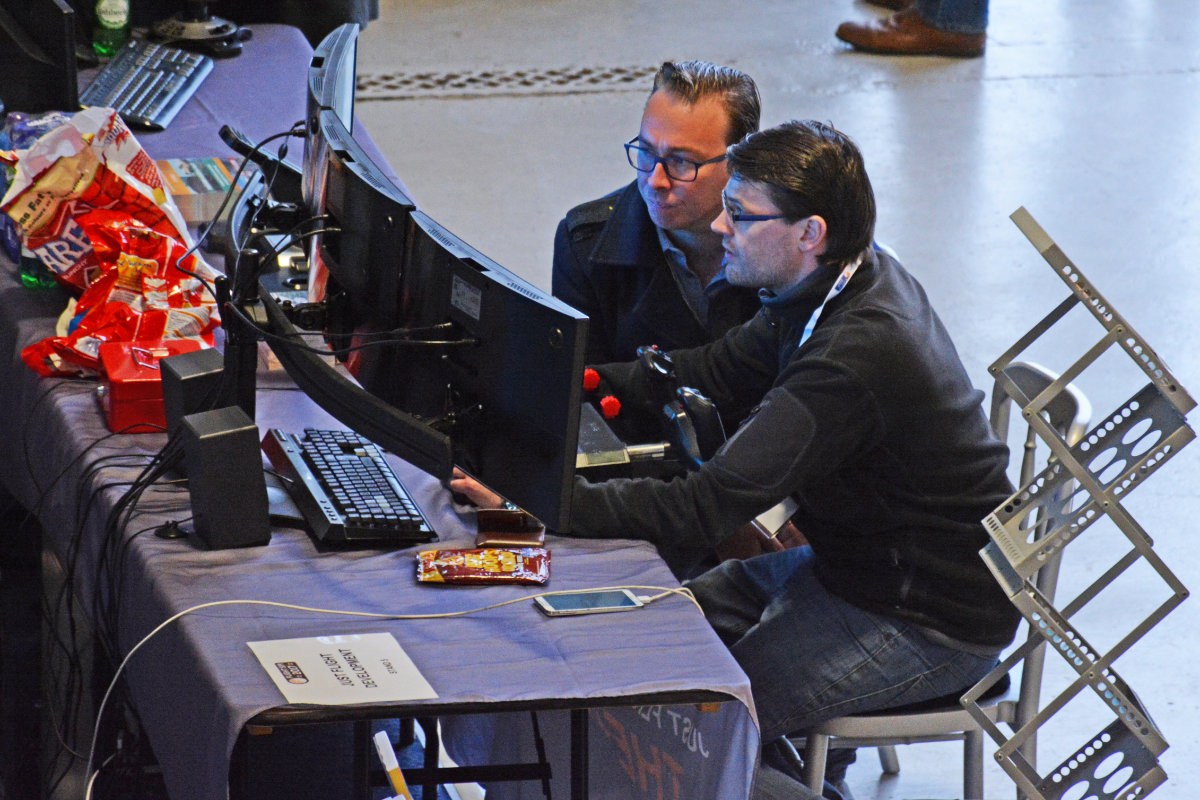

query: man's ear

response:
[796,215,828,254]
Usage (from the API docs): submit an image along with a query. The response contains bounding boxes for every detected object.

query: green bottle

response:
[93,0,131,58]
[19,247,58,291]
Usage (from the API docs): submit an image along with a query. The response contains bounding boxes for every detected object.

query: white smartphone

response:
[534,589,645,616]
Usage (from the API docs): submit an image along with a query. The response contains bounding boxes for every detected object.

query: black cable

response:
[226,125,302,288]
[172,123,306,299]
[103,479,191,638]
[92,441,185,652]
[40,451,150,796]
[102,501,189,654]
[323,321,458,342]
[46,434,187,795]
[230,224,343,306]
[257,220,338,267]
[37,435,170,789]
[221,302,479,354]
[221,131,306,327]
[28,127,304,798]
[84,451,187,787]
[42,445,153,707]
[22,379,96,496]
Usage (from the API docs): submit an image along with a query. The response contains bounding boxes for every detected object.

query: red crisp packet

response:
[20,210,218,377]
[416,547,550,585]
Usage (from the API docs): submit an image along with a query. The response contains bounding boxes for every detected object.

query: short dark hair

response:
[649,60,761,146]
[726,120,876,268]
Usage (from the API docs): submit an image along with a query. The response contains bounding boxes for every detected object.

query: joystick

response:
[150,1,252,58]
[634,345,727,469]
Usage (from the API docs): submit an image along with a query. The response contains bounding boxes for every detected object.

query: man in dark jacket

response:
[552,60,762,365]
[456,119,1019,799]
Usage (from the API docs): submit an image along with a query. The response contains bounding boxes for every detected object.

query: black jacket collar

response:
[588,182,663,270]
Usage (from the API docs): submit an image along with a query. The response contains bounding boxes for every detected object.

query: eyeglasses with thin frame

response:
[721,192,788,225]
[625,137,726,182]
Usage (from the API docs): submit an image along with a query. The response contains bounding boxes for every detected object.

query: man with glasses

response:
[454,120,1018,799]
[552,60,762,365]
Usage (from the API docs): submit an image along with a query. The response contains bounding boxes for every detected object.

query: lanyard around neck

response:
[797,252,864,350]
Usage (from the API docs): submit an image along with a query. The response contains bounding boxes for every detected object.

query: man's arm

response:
[568,359,880,546]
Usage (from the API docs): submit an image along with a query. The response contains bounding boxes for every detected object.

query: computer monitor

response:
[357,211,588,532]
[305,20,357,133]
[304,108,415,340]
[0,0,78,114]
[227,22,588,531]
[302,21,414,340]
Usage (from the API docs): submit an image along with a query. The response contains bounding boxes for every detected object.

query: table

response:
[0,25,759,800]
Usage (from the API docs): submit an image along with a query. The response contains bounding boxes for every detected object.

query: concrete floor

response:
[352,1,1200,798]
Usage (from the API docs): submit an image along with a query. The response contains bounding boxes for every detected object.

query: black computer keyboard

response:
[79,39,214,131]
[262,428,435,545]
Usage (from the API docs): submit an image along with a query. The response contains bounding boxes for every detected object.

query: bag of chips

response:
[20,210,219,377]
[0,106,202,292]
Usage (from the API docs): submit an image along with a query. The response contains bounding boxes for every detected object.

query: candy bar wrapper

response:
[0,107,214,292]
[20,210,219,377]
[416,547,551,585]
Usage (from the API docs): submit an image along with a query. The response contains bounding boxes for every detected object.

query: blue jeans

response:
[686,547,999,800]
[915,0,988,34]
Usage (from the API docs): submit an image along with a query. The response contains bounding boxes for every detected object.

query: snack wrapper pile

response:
[1,107,222,377]
[416,547,551,585]
[0,110,72,261]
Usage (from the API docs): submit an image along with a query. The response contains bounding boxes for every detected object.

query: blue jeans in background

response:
[915,0,988,34]
[686,547,999,800]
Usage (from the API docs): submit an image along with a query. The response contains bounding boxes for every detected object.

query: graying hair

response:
[649,60,761,145]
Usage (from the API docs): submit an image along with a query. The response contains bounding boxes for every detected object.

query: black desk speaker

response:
[179,405,271,549]
[162,347,227,439]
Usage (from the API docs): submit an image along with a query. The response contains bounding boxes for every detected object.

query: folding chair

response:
[790,361,1090,800]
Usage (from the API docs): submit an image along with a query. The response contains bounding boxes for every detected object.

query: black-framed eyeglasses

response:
[624,137,726,182]
[721,192,787,224]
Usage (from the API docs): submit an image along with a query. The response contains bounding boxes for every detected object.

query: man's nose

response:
[646,161,672,190]
[712,211,731,236]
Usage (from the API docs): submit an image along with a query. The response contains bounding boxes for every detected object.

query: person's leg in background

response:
[835,0,988,58]
[687,548,997,800]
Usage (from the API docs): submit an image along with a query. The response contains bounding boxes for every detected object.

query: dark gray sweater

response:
[569,248,1021,648]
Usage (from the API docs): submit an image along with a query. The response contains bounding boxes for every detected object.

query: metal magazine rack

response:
[961,207,1194,800]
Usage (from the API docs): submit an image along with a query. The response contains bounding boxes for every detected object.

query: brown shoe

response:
[863,0,913,10]
[836,8,985,57]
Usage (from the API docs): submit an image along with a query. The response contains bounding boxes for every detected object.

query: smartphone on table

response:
[534,589,644,616]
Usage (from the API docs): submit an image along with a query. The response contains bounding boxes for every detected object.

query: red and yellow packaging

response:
[20,210,219,377]
[0,107,210,292]
[416,547,551,585]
